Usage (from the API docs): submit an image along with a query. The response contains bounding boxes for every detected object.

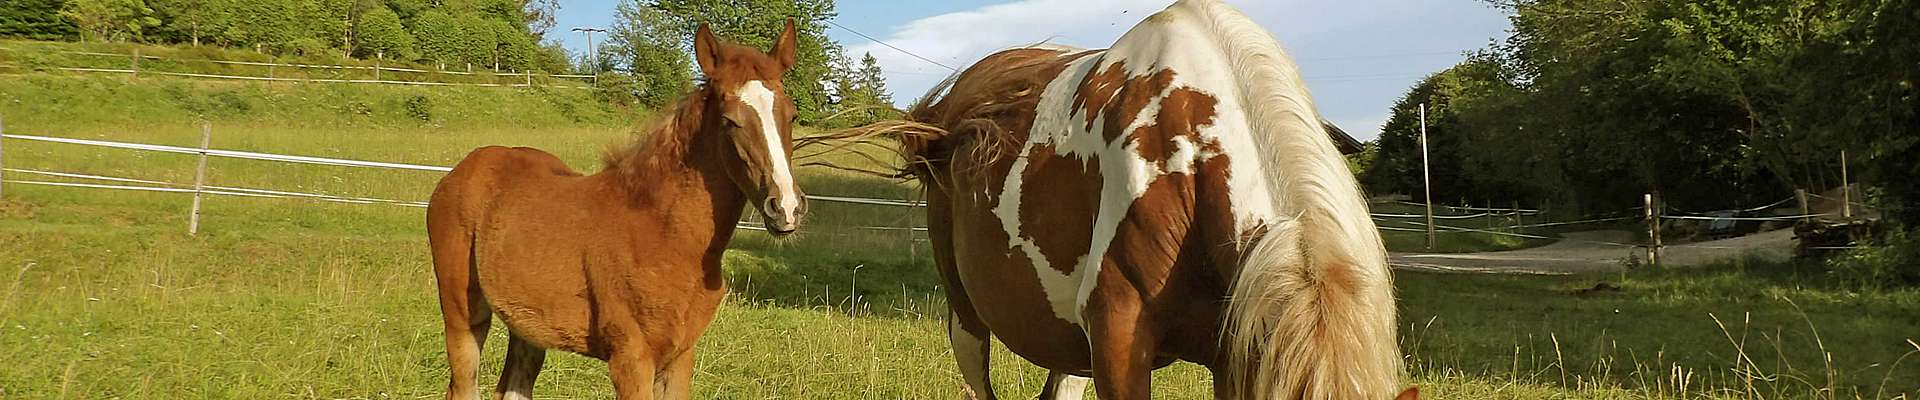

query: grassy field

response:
[2,73,1918,398]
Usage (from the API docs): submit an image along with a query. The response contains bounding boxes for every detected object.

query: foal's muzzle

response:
[761,195,805,236]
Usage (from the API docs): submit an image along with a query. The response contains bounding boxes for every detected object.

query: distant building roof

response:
[1323,119,1364,155]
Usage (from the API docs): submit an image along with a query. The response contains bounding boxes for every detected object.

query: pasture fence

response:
[0,45,595,89]
[0,116,1853,266]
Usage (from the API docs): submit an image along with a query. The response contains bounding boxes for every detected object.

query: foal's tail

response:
[1172,0,1403,398]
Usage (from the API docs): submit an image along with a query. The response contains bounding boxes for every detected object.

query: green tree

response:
[825,50,894,126]
[353,4,414,60]
[604,0,844,121]
[603,0,694,107]
[1,0,79,40]
[62,0,161,42]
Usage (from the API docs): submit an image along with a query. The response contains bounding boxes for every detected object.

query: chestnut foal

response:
[426,22,806,400]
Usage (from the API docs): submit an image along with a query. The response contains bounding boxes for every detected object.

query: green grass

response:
[2,73,1918,398]
[0,39,584,86]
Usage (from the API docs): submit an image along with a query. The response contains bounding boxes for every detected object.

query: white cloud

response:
[843,0,1509,141]
[846,0,1165,103]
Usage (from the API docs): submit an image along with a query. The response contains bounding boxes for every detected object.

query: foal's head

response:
[694,21,807,235]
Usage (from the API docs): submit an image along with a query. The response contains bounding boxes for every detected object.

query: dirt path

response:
[1389,229,1797,275]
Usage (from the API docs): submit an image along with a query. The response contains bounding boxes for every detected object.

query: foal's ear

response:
[694,24,723,77]
[1395,387,1420,400]
[770,19,798,71]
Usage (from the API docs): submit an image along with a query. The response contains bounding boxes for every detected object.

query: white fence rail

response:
[0,119,1838,259]
[0,125,932,235]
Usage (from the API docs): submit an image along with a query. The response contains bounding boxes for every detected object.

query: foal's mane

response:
[603,84,714,190]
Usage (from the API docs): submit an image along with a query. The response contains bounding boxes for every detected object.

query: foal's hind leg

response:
[494,334,547,400]
[438,286,493,400]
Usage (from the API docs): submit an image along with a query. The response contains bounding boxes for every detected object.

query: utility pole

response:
[1420,103,1435,250]
[571,27,608,74]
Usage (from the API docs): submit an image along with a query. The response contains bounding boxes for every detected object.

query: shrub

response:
[1827,227,1920,289]
[402,94,432,122]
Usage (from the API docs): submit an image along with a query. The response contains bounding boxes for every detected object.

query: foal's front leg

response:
[654,348,697,400]
[608,348,658,400]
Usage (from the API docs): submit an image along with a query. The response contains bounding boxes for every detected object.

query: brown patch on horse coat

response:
[1017,144,1103,275]
[907,45,1265,383]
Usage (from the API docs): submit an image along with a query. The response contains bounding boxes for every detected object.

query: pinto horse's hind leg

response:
[947,313,998,400]
[1037,371,1090,400]
[495,334,546,400]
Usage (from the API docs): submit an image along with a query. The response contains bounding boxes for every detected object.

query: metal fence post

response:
[189,121,211,235]
[1645,193,1661,266]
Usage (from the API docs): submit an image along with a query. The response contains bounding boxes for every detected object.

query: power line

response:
[1296,50,1471,61]
[827,20,959,72]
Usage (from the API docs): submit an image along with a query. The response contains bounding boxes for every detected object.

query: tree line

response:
[1,0,572,73]
[594,0,895,126]
[1362,0,1915,224]
[1,0,898,126]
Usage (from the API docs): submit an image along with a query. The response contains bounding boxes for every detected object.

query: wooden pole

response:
[375,52,383,82]
[526,70,533,87]
[1645,193,1661,266]
[130,47,141,79]
[904,200,916,263]
[1840,149,1852,219]
[1420,103,1435,250]
[189,122,211,235]
[1513,200,1523,230]
[1486,200,1495,230]
[1796,188,1811,222]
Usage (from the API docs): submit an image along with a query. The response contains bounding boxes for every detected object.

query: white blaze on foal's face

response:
[735,80,803,232]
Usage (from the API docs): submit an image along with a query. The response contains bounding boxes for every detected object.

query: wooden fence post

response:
[131,47,141,79]
[526,70,533,87]
[1485,200,1495,230]
[1796,188,1811,222]
[1645,193,1662,266]
[1840,149,1853,219]
[189,121,211,235]
[904,200,916,263]
[1513,200,1523,230]
[375,52,383,82]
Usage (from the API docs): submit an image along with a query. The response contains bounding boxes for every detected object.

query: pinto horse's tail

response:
[1169,0,1403,398]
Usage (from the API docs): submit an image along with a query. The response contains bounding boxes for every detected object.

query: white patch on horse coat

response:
[994,8,1280,327]
[947,316,994,399]
[738,81,799,225]
[1044,373,1092,400]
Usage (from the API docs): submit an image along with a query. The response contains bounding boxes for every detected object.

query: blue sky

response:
[552,0,1513,141]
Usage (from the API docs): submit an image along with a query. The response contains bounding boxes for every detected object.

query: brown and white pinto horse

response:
[892,1,1410,398]
[425,22,805,400]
